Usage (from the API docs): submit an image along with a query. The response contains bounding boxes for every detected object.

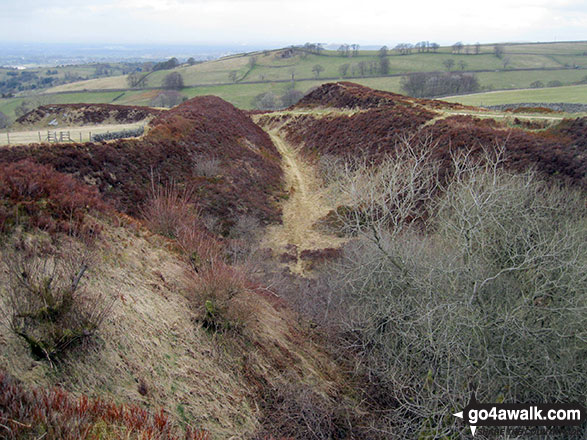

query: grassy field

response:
[443,84,587,106]
[1,41,585,120]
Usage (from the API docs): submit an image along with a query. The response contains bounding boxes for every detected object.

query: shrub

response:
[0,369,209,439]
[191,262,250,333]
[141,180,197,239]
[324,157,586,437]
[0,160,105,237]
[1,236,112,364]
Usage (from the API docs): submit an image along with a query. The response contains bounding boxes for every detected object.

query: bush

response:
[0,160,105,236]
[191,262,250,333]
[141,180,197,238]
[1,236,112,364]
[0,369,209,439]
[530,80,545,88]
[306,152,586,437]
[254,92,279,110]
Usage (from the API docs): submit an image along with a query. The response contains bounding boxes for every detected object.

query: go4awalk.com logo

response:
[453,394,585,436]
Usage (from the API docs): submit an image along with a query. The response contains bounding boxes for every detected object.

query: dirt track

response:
[262,129,345,274]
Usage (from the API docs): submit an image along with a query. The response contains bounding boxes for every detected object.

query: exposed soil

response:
[257,126,345,274]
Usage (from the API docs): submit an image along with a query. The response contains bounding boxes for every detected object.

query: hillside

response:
[2,41,586,123]
[1,85,585,439]
[259,82,585,188]
[0,97,284,230]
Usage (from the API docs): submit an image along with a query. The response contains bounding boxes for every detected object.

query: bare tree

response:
[443,58,455,71]
[338,63,350,77]
[228,70,238,83]
[379,57,390,75]
[127,71,148,88]
[494,44,505,59]
[162,72,184,90]
[452,41,464,54]
[312,64,324,78]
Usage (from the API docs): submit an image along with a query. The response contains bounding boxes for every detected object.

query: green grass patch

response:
[443,84,587,106]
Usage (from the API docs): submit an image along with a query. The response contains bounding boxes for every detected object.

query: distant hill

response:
[1,41,586,122]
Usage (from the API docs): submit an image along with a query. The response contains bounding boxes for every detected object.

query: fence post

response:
[6,131,9,145]
[38,131,41,142]
[80,132,82,142]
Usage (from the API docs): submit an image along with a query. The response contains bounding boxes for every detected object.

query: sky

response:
[0,0,586,47]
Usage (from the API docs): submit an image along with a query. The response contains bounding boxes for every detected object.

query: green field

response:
[443,84,587,106]
[1,41,586,120]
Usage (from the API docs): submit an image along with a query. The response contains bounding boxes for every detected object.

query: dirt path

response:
[262,129,345,274]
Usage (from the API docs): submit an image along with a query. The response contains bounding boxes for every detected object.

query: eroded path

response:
[260,128,345,274]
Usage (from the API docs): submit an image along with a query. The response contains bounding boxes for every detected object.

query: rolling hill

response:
[1,41,586,123]
[0,84,585,439]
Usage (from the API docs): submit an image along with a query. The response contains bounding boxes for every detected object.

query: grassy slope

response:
[0,218,343,438]
[1,41,585,118]
[444,84,587,106]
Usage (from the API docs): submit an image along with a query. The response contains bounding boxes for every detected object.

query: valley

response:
[0,82,585,439]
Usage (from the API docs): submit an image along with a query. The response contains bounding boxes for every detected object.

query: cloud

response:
[1,0,585,44]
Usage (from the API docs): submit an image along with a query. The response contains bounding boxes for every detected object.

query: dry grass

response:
[0,216,350,438]
[0,222,257,438]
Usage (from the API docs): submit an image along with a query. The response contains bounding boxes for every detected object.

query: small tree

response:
[338,63,350,77]
[127,71,148,88]
[458,60,467,70]
[443,58,455,71]
[312,64,324,78]
[229,71,238,83]
[378,45,388,58]
[187,57,196,66]
[494,44,505,59]
[379,57,390,75]
[163,72,184,90]
[452,41,464,54]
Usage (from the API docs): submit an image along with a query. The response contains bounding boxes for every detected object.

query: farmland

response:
[0,41,586,122]
[444,84,587,106]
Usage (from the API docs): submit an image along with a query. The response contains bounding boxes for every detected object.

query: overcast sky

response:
[1,0,586,46]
